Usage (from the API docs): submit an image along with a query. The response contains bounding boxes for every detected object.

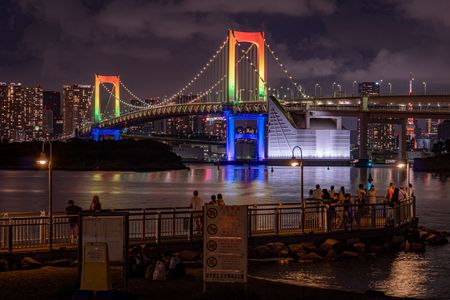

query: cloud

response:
[394,0,450,28]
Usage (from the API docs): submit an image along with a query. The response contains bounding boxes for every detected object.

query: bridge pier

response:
[225,109,266,162]
[91,128,121,141]
[359,113,368,160]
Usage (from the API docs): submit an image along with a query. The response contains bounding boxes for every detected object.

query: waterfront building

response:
[204,116,226,138]
[0,83,43,142]
[358,82,395,151]
[267,98,350,159]
[62,84,93,136]
[43,91,62,138]
[438,120,450,140]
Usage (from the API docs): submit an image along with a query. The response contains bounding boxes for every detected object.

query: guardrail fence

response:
[0,199,416,253]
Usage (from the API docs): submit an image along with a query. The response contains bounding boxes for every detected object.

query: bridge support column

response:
[257,115,266,161]
[91,128,121,142]
[359,113,368,160]
[399,118,407,160]
[225,111,235,161]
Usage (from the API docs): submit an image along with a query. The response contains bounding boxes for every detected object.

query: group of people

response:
[308,181,415,230]
[190,190,226,232]
[64,195,102,243]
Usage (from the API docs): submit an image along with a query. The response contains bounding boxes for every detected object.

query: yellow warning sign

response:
[80,242,112,291]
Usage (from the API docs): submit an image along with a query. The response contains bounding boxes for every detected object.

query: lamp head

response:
[37,152,48,166]
[396,161,406,169]
[290,155,299,167]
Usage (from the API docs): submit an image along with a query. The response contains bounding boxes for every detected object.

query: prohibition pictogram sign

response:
[207,256,218,268]
[207,240,217,252]
[207,224,218,235]
[207,208,218,219]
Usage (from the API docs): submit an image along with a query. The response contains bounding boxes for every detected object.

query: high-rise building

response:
[358,82,395,151]
[63,85,93,136]
[0,83,43,142]
[43,91,61,137]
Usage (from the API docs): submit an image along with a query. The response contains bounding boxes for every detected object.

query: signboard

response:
[203,205,248,283]
[82,216,126,262]
[80,242,112,291]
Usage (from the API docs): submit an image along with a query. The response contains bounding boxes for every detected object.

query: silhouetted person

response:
[89,195,101,211]
[65,200,81,243]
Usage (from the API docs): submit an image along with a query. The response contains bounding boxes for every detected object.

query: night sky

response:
[1,0,450,98]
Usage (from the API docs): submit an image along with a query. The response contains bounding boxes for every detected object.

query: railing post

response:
[8,220,13,253]
[188,211,193,241]
[371,204,376,227]
[39,211,46,244]
[248,209,252,237]
[301,207,305,233]
[156,211,161,244]
[142,209,146,240]
[172,209,176,238]
[275,207,280,235]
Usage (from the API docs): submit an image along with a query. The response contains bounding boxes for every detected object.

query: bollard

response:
[156,212,161,244]
[275,207,280,235]
[8,221,13,253]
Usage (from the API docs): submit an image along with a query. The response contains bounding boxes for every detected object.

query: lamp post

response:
[396,160,410,190]
[331,82,336,97]
[388,82,392,95]
[352,81,357,96]
[422,81,427,95]
[315,83,320,97]
[290,146,304,208]
[37,139,53,251]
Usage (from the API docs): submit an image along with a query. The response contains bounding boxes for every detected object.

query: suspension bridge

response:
[79,30,450,162]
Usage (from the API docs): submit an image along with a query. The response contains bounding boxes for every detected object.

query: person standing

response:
[65,200,82,243]
[209,195,217,205]
[407,183,415,200]
[217,194,225,206]
[329,186,336,199]
[386,182,395,202]
[312,184,323,200]
[368,186,377,205]
[190,190,204,232]
[89,195,101,212]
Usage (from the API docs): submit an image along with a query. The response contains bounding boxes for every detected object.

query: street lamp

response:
[315,83,320,97]
[396,160,410,190]
[422,81,427,95]
[332,82,336,97]
[388,82,392,95]
[37,139,53,251]
[290,146,304,208]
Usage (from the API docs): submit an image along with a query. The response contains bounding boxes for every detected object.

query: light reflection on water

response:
[0,165,449,298]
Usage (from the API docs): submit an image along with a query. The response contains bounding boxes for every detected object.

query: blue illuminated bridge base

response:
[91,128,121,141]
[224,110,266,162]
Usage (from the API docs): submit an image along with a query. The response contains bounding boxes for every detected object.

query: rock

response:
[254,245,272,259]
[0,259,9,272]
[346,238,359,248]
[418,230,429,240]
[410,242,426,253]
[392,235,405,244]
[178,250,200,261]
[353,242,366,253]
[342,251,359,258]
[44,259,73,267]
[266,242,289,257]
[302,252,324,262]
[400,240,410,252]
[291,249,307,259]
[368,245,385,253]
[440,231,447,238]
[425,234,448,246]
[301,242,319,254]
[21,257,43,269]
[288,243,303,253]
[325,249,337,261]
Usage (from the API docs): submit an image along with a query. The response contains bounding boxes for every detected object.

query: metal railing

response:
[0,199,416,253]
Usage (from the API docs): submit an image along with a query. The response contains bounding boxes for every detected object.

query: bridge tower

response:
[225,30,266,161]
[92,74,121,141]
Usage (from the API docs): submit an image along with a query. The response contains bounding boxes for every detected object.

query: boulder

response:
[346,238,359,248]
[21,257,43,270]
[325,249,337,261]
[266,242,289,257]
[300,242,319,254]
[0,259,9,272]
[44,259,73,267]
[178,250,200,261]
[418,230,429,240]
[342,251,359,258]
[353,242,366,253]
[391,235,405,244]
[302,252,324,262]
[288,243,303,253]
[367,245,385,253]
[410,242,426,253]
[254,245,272,259]
[320,239,339,252]
[400,240,410,252]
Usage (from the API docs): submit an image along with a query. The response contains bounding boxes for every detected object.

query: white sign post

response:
[203,205,248,283]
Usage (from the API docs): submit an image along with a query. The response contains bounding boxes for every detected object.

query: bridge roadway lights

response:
[224,110,266,162]
[91,128,121,141]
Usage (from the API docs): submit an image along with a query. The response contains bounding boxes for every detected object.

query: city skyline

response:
[2,0,450,98]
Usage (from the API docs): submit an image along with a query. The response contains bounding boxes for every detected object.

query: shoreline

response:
[0,266,408,300]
